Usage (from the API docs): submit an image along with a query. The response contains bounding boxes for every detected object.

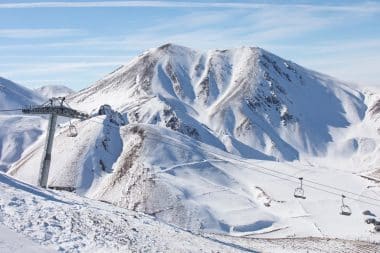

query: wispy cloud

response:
[0,61,124,73]
[0,29,83,38]
[1,1,379,88]
[0,36,128,50]
[0,1,379,13]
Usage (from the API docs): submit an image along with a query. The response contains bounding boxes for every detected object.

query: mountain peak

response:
[34,85,74,99]
[69,44,365,161]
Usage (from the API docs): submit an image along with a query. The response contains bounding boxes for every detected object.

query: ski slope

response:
[1,172,379,252]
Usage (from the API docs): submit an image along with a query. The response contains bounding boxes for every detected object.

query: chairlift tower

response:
[22,97,89,188]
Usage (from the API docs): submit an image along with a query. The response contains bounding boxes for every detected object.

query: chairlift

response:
[294,177,306,199]
[340,194,352,216]
[67,122,78,137]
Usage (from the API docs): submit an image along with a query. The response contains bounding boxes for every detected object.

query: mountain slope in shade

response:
[34,85,74,99]
[69,44,365,161]
[0,77,46,172]
[0,77,43,111]
[0,115,46,172]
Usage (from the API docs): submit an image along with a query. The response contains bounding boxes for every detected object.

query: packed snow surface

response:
[0,225,55,253]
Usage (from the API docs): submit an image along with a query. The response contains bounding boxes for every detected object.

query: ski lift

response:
[294,177,306,199]
[67,122,78,137]
[340,194,352,216]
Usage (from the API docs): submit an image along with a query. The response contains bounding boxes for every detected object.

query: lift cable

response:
[0,108,23,112]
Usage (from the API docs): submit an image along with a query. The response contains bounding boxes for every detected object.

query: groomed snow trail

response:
[208,233,380,253]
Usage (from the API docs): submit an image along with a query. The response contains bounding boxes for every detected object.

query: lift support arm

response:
[22,98,89,188]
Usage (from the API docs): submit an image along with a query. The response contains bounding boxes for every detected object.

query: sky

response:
[0,0,379,90]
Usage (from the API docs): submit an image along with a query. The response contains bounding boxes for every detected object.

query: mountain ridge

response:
[69,43,366,161]
[34,85,74,99]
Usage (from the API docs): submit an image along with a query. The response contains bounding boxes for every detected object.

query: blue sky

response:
[0,0,379,90]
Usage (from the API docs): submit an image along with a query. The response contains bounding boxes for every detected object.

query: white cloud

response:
[0,1,379,13]
[0,1,264,9]
[0,29,83,38]
[0,61,125,75]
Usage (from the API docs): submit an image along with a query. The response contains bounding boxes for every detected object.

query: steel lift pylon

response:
[22,97,89,188]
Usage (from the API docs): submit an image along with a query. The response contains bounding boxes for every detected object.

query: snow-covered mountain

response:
[7,44,380,243]
[0,77,46,172]
[69,44,365,161]
[34,85,74,99]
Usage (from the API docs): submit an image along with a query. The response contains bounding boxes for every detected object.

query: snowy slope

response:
[305,87,380,175]
[0,172,254,252]
[34,85,74,99]
[0,225,55,253]
[1,172,379,253]
[0,77,46,171]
